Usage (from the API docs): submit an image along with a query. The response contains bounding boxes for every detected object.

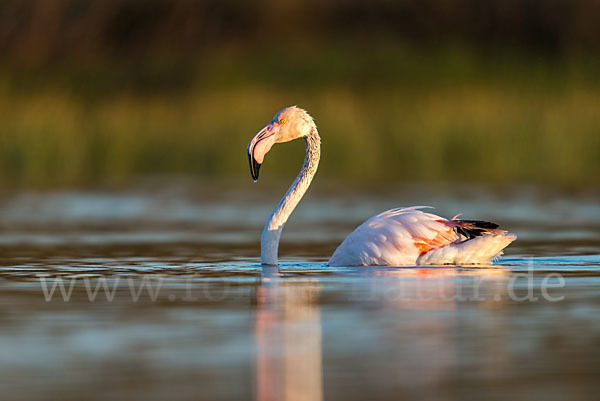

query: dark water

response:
[0,182,599,401]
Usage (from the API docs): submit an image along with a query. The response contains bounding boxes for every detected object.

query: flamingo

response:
[247,106,516,266]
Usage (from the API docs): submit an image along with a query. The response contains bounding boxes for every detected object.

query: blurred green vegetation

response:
[2,44,599,188]
[1,1,599,188]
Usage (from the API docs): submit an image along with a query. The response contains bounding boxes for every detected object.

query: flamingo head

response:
[247,106,314,181]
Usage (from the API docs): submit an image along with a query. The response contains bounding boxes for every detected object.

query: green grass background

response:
[1,44,599,188]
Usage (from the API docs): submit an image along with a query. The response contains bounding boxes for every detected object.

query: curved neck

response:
[261,128,321,265]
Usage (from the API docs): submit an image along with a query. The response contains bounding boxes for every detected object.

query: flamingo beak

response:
[247,122,278,181]
[249,154,261,181]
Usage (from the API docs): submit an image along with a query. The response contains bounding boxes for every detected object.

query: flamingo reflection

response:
[254,266,323,401]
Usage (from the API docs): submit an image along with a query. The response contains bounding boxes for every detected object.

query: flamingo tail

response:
[452,219,506,239]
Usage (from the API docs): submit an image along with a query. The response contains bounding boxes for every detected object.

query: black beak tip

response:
[248,152,261,181]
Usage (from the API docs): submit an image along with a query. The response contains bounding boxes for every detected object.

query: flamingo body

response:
[328,207,516,266]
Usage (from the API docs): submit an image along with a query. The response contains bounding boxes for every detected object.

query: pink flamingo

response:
[247,106,516,266]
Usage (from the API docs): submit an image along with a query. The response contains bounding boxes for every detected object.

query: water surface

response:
[0,183,599,401]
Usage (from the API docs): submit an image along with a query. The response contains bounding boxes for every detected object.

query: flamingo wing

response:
[328,207,516,266]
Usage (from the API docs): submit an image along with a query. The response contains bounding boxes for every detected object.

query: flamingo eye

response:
[279,119,287,125]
